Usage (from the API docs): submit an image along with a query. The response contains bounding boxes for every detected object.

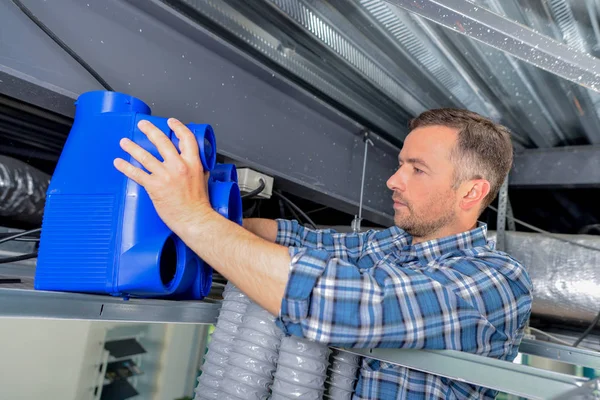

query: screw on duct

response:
[270,336,331,400]
[324,350,360,399]
[222,301,284,400]
[194,283,251,400]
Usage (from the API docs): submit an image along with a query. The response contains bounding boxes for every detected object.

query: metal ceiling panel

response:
[382,0,600,92]
[171,0,600,152]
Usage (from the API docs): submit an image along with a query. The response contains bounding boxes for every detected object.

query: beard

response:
[393,193,456,239]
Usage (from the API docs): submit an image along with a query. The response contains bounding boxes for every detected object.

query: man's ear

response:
[459,179,490,211]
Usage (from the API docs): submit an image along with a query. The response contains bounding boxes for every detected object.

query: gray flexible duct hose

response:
[270,336,331,399]
[325,349,360,399]
[223,301,284,400]
[195,283,251,400]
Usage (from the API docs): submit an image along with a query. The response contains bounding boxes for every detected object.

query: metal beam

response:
[519,339,600,370]
[0,0,398,226]
[383,0,600,93]
[0,286,221,324]
[341,347,590,399]
[511,146,600,188]
[0,262,221,324]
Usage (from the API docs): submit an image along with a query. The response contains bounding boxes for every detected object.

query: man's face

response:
[386,125,460,239]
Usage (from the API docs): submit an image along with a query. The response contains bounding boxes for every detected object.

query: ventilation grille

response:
[37,194,116,287]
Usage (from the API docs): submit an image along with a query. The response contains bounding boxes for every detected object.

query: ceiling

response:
[163,0,600,234]
[168,0,600,150]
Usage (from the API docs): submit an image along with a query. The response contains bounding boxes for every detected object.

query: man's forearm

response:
[179,209,290,315]
[243,218,278,243]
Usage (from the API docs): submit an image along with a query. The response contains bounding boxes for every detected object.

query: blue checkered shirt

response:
[275,219,532,399]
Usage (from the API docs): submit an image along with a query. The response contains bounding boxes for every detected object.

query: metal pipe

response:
[496,231,600,326]
[352,132,374,233]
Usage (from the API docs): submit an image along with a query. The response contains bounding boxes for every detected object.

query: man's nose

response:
[386,169,406,192]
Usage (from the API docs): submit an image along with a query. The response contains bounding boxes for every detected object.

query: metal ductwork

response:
[499,231,600,326]
[0,155,50,227]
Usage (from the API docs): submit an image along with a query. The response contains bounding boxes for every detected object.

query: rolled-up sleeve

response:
[276,249,506,354]
[278,247,329,324]
[275,219,374,261]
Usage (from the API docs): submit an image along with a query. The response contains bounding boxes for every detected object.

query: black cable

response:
[10,0,114,91]
[243,201,259,218]
[13,237,40,242]
[306,206,329,215]
[283,198,302,222]
[0,251,38,264]
[0,279,22,284]
[579,224,600,235]
[0,233,40,242]
[573,310,600,347]
[241,179,266,199]
[278,199,286,219]
[0,228,41,246]
[272,190,317,229]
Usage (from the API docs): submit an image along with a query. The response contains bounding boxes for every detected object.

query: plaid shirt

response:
[275,219,532,400]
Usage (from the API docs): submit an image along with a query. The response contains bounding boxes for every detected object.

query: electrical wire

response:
[0,232,40,242]
[12,237,40,242]
[10,0,114,91]
[278,199,286,219]
[306,206,329,215]
[272,190,317,229]
[0,252,38,264]
[573,310,600,347]
[243,201,259,218]
[0,228,41,246]
[579,224,600,235]
[488,205,600,252]
[283,198,302,222]
[241,179,266,199]
[528,327,578,347]
[0,236,39,243]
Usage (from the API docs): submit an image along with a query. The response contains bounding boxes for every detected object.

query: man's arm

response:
[242,218,278,242]
[182,212,290,315]
[244,217,376,261]
[277,248,532,353]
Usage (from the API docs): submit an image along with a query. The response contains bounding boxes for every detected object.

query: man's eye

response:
[414,167,424,174]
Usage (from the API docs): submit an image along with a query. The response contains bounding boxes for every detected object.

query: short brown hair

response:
[409,108,513,210]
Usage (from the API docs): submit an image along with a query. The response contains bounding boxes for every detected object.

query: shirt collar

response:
[390,222,490,266]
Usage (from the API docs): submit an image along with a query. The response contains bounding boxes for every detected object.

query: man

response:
[114,108,533,399]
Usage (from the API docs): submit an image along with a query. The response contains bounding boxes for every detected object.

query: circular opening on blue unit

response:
[204,136,213,168]
[228,183,243,225]
[204,137,213,160]
[200,125,216,171]
[160,236,178,287]
[199,259,213,297]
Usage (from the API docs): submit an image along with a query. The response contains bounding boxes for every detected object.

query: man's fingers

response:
[138,120,180,162]
[114,158,151,187]
[168,118,201,167]
[119,138,164,174]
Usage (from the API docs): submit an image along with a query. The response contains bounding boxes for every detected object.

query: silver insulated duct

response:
[0,155,49,226]
[501,231,600,326]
